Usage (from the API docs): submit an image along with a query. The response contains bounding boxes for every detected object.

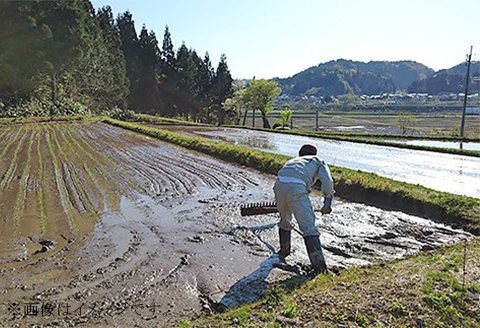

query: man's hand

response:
[320,206,332,215]
[321,196,333,214]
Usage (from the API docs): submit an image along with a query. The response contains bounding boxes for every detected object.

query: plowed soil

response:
[0,122,471,327]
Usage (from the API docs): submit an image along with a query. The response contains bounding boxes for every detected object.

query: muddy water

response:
[156,125,480,198]
[0,122,472,327]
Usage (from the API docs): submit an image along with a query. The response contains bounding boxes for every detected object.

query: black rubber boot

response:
[278,228,291,262]
[304,236,327,273]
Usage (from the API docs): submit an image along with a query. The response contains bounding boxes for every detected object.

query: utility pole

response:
[252,108,255,127]
[315,110,319,131]
[460,46,473,138]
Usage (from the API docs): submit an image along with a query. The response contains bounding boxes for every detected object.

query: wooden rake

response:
[240,201,326,217]
[240,201,278,216]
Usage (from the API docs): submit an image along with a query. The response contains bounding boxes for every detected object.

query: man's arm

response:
[317,161,335,214]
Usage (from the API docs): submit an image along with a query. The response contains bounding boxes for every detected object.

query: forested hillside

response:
[407,62,480,94]
[275,59,433,97]
[0,0,233,122]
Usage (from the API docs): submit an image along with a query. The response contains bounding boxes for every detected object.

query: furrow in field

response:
[36,126,47,234]
[0,126,12,143]
[74,123,194,196]
[68,124,141,193]
[45,128,77,233]
[97,140,194,196]
[0,127,23,161]
[12,130,35,232]
[56,126,107,212]
[50,126,99,228]
[0,129,28,190]
[84,123,257,196]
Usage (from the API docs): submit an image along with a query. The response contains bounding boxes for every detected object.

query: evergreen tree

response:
[0,0,95,104]
[117,11,142,110]
[175,43,198,117]
[161,25,175,67]
[137,26,161,112]
[158,25,177,115]
[94,6,130,108]
[190,52,215,121]
[211,54,233,124]
[65,4,130,110]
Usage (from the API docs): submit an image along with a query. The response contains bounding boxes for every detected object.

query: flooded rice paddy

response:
[0,122,472,326]
[157,125,480,198]
[376,138,480,151]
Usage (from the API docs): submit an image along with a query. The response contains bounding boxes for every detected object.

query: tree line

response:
[0,0,233,123]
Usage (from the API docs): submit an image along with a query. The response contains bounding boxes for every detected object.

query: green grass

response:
[281,301,297,318]
[132,113,209,126]
[304,130,480,142]
[190,239,480,327]
[103,118,480,233]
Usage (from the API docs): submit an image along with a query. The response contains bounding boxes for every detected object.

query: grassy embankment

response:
[132,114,480,157]
[103,118,480,234]
[187,239,480,327]
[133,113,210,126]
[305,130,480,142]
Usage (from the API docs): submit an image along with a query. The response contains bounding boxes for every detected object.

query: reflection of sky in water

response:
[377,139,480,151]
[195,129,480,199]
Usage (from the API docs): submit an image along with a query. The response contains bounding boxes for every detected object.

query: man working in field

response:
[274,144,334,273]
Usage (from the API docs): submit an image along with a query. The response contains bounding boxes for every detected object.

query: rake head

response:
[240,201,278,216]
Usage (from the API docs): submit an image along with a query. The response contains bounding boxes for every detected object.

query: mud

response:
[0,122,472,327]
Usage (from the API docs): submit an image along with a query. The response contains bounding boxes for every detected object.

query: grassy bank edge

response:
[187,238,480,327]
[131,114,480,157]
[301,130,480,142]
[103,117,480,233]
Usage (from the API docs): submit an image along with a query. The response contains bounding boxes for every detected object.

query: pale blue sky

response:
[91,0,480,79]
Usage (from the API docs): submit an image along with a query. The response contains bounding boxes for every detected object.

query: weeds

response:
[230,309,250,323]
[390,301,407,317]
[282,302,297,318]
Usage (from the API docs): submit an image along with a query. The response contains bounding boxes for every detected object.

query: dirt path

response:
[0,122,471,327]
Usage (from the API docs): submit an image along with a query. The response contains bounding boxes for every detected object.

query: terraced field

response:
[0,122,472,327]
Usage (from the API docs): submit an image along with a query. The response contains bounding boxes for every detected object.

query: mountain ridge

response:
[273,59,478,96]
